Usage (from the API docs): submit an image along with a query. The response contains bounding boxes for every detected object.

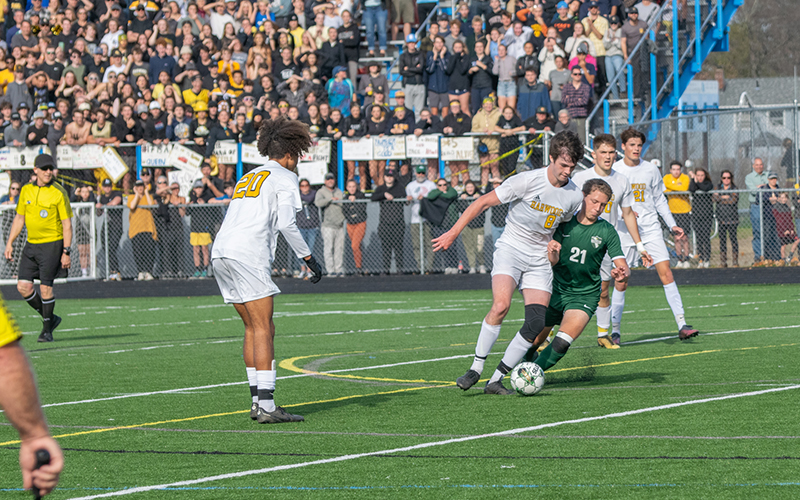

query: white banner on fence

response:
[373,136,406,160]
[341,137,373,161]
[214,141,238,164]
[168,167,202,198]
[297,161,328,185]
[56,145,73,169]
[440,137,474,161]
[101,147,129,183]
[140,144,173,168]
[300,140,332,163]
[0,146,51,170]
[241,142,267,165]
[405,135,439,158]
[72,144,105,169]
[167,143,204,170]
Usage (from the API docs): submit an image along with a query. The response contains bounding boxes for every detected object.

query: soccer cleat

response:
[484,380,515,395]
[597,335,620,349]
[456,369,480,390]
[37,330,53,342]
[611,333,621,345]
[250,402,259,420]
[256,406,305,424]
[50,314,62,334]
[678,325,699,341]
[536,339,550,352]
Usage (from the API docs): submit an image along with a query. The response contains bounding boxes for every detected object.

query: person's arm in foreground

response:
[432,190,500,251]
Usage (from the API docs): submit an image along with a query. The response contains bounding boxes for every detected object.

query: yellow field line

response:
[280,353,455,384]
[0,384,452,447]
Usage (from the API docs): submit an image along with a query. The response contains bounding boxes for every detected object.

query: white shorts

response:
[621,230,670,268]
[491,242,553,292]
[212,257,280,304]
[600,254,613,282]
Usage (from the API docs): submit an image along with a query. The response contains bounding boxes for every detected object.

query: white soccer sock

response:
[611,290,625,334]
[246,367,258,403]
[555,331,575,345]
[489,332,531,383]
[256,369,277,412]
[663,282,686,329]
[469,320,501,374]
[596,305,611,337]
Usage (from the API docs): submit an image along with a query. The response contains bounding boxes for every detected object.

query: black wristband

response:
[63,247,71,255]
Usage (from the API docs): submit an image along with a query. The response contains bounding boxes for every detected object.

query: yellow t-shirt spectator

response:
[127,192,158,240]
[0,68,14,94]
[16,183,73,244]
[182,88,210,109]
[663,173,692,214]
[152,83,182,101]
[0,295,22,348]
[218,60,241,82]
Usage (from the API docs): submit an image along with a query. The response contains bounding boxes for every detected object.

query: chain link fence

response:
[0,202,97,284]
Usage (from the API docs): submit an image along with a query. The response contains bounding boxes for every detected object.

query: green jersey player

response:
[487,178,631,392]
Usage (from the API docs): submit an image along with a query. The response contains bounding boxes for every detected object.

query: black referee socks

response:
[41,298,55,328]
[24,290,44,316]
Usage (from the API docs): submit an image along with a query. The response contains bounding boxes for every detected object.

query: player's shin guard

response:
[470,320,501,374]
[41,297,55,331]
[534,332,573,371]
[246,367,258,403]
[24,290,43,316]
[611,290,625,334]
[663,282,686,329]
[489,332,532,383]
[596,305,611,337]
[256,365,277,412]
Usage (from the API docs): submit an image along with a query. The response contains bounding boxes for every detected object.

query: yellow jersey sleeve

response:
[15,184,31,216]
[0,295,22,348]
[55,183,73,220]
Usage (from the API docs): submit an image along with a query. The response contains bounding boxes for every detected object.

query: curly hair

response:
[549,130,584,165]
[257,117,312,161]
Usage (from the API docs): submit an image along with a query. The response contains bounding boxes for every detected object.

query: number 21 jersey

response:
[494,168,584,256]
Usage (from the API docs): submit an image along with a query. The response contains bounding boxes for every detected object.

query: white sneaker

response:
[469,267,476,274]
[144,272,154,281]
[703,261,710,268]
[81,268,88,277]
[297,270,306,279]
[136,272,144,281]
[479,265,486,274]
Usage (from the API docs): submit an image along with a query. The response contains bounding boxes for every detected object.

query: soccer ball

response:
[509,362,545,396]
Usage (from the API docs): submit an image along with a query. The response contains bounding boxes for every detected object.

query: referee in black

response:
[4,154,73,342]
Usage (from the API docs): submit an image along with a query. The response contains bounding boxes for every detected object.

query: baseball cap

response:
[192,179,204,188]
[135,179,145,186]
[384,168,395,176]
[94,47,104,55]
[289,13,298,21]
[556,0,568,8]
[324,172,335,180]
[395,90,405,98]
[110,3,121,10]
[375,85,385,94]
[47,102,56,108]
[102,179,113,187]
[34,154,56,169]
[11,112,20,121]
[18,102,28,109]
[438,14,449,22]
[628,6,638,14]
[576,42,589,55]
[588,1,599,8]
[141,168,152,176]
[768,171,778,179]
[135,3,145,9]
[78,102,92,111]
[52,111,63,120]
[136,104,149,114]
[415,165,426,173]
[180,46,193,55]
[32,110,46,119]
[149,101,161,110]
[405,34,417,43]
[610,15,620,24]
[333,65,347,76]
[110,49,122,57]
[536,106,547,114]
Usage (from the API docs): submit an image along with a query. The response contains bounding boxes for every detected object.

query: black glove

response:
[305,255,322,283]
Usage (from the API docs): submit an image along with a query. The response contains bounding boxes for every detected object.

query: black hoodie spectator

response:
[344,113,368,137]
[414,115,442,134]
[441,111,470,135]
[144,114,168,142]
[319,41,346,79]
[399,49,425,86]
[445,52,471,92]
[337,22,360,62]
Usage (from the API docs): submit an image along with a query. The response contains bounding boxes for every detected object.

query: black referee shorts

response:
[18,240,66,286]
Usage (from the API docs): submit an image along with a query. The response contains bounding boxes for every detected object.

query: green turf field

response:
[1,283,799,499]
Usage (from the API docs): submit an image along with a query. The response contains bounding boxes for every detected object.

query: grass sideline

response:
[0,284,799,499]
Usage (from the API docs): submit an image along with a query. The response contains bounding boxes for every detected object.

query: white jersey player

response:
[610,128,698,341]
[211,117,323,424]
[571,134,652,348]
[433,131,584,395]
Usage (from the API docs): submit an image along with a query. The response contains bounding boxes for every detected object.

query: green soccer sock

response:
[533,334,573,371]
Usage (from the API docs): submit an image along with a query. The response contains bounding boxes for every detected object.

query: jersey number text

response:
[233,171,271,199]
[633,189,645,203]
[569,247,586,264]
[544,214,557,228]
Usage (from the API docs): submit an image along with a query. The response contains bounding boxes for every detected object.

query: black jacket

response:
[206,124,234,157]
[399,50,425,86]
[372,182,406,228]
[414,116,442,134]
[470,54,494,89]
[337,23,360,62]
[144,114,167,143]
[445,53,471,92]
[441,111,470,136]
[342,190,367,224]
[516,54,540,77]
[344,115,368,138]
[319,42,346,78]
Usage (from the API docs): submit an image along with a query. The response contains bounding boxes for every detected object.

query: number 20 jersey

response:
[212,161,304,269]
[494,168,584,257]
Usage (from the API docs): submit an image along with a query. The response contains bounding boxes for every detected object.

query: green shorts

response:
[545,289,601,327]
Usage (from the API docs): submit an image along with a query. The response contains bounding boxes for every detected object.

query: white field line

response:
[65,384,800,500]
[33,322,800,411]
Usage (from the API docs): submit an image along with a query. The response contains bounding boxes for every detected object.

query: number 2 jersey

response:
[211,161,311,269]
[552,217,624,295]
[494,168,583,257]
[612,159,677,244]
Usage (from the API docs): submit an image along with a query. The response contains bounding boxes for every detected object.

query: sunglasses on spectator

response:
[10,186,20,191]
[38,166,54,171]
[47,51,55,55]
[722,176,731,179]
[157,181,167,184]
[437,182,447,186]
